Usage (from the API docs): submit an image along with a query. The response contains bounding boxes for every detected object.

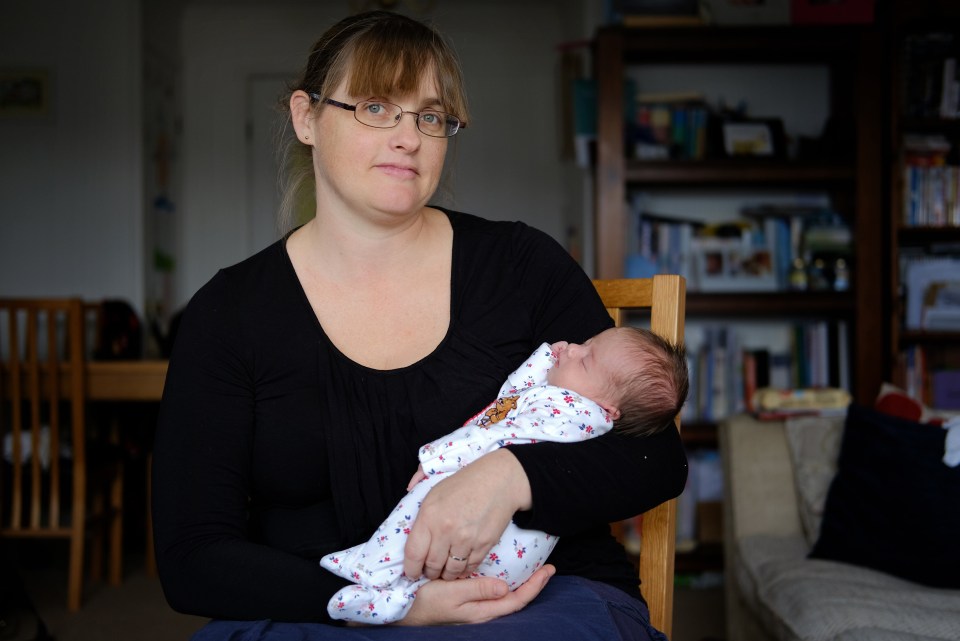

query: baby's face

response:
[547,327,630,413]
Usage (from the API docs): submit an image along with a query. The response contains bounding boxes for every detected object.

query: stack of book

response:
[681,322,850,424]
[742,204,852,291]
[627,209,701,281]
[633,92,709,160]
[626,203,852,293]
[750,387,851,420]
[902,134,960,226]
[902,346,960,410]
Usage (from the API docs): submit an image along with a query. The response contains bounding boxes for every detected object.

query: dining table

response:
[2,360,168,402]
[85,359,168,577]
[85,360,168,401]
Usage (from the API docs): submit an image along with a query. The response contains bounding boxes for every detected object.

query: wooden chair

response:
[592,275,686,640]
[0,298,123,611]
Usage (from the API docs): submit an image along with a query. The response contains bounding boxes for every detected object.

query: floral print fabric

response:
[321,343,614,623]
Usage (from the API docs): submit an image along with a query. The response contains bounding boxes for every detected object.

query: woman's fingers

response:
[403,526,431,579]
[397,565,556,626]
[441,552,470,581]
[423,546,449,580]
[505,564,555,607]
[403,450,531,581]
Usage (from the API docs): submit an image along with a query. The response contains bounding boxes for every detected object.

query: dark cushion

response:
[809,403,960,588]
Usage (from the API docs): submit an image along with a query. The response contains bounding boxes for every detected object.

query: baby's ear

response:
[604,404,621,421]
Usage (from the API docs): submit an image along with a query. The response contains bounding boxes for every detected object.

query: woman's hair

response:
[611,327,689,438]
[276,10,470,232]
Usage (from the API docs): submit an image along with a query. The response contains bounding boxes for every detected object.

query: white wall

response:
[0,0,143,309]
[177,0,587,310]
[0,0,592,318]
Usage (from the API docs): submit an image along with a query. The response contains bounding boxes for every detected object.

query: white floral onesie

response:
[320,342,615,624]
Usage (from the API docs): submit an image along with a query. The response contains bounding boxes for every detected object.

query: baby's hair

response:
[611,327,688,438]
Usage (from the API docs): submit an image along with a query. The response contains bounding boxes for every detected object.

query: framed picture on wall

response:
[0,68,52,119]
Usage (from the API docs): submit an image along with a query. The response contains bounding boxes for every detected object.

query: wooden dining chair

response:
[592,275,686,640]
[0,298,123,611]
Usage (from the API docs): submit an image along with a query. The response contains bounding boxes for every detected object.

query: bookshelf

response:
[888,1,960,407]
[592,25,884,416]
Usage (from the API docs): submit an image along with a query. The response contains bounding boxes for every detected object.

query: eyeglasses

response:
[309,94,464,138]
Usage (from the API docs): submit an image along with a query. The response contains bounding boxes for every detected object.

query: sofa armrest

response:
[720,413,802,541]
[721,413,804,641]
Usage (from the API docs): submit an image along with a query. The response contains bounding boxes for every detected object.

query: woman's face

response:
[308,69,449,222]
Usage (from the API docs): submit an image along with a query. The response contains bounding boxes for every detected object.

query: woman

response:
[152,10,686,640]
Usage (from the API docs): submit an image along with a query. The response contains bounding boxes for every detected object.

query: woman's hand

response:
[403,449,532,582]
[396,565,555,626]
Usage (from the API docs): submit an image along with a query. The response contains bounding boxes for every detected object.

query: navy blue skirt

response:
[189,576,668,641]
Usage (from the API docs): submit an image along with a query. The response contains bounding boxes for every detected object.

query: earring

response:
[304,134,310,140]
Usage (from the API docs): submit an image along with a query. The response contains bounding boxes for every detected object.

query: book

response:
[742,350,758,413]
[751,387,851,420]
[903,32,957,119]
[769,352,793,390]
[940,57,959,119]
[900,136,960,226]
[932,370,960,410]
[633,93,709,161]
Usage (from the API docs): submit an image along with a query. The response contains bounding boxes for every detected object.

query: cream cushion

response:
[782,415,844,545]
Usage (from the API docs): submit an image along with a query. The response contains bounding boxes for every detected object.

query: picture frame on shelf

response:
[612,0,700,15]
[701,0,790,25]
[691,237,778,293]
[722,119,786,158]
[610,0,704,26]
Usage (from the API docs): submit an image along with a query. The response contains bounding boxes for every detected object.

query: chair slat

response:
[27,308,44,530]
[0,298,100,611]
[592,275,685,640]
[8,308,23,530]
[47,309,62,527]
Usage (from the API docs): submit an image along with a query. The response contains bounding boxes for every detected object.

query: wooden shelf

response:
[900,117,960,135]
[686,292,854,317]
[624,160,853,186]
[900,330,960,346]
[592,25,883,406]
[898,226,960,247]
[888,15,960,396]
[615,25,868,63]
[680,421,717,448]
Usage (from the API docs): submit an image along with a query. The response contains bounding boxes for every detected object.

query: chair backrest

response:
[0,298,87,536]
[592,275,685,639]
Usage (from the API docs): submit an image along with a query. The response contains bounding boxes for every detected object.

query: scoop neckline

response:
[281,208,458,375]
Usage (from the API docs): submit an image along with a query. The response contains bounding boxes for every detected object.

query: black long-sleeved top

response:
[152,210,688,622]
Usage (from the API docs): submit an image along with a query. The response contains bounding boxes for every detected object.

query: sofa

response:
[719,407,960,641]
